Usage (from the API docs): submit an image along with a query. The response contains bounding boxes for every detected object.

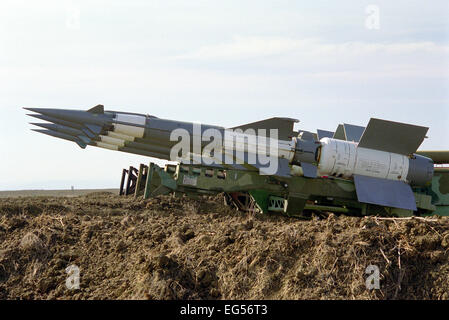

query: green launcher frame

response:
[120,162,449,217]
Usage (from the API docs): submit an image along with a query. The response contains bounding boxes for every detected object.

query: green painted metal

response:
[140,162,448,217]
[249,190,270,213]
[143,162,178,199]
[304,204,350,213]
[134,163,146,198]
[386,207,414,217]
[143,162,155,199]
[426,168,449,216]
[267,196,285,212]
[285,193,308,216]
[416,151,449,164]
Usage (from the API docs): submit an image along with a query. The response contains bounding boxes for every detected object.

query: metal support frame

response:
[119,161,447,217]
[134,163,148,198]
[119,164,148,196]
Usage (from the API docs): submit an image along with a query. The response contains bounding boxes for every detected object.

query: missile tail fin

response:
[358,118,428,155]
[353,175,417,211]
[230,117,299,140]
[333,124,346,140]
[317,129,334,140]
[332,123,365,142]
[343,123,365,142]
[301,162,317,178]
[87,104,104,114]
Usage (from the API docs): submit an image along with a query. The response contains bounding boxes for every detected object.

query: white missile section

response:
[113,113,146,138]
[318,138,357,179]
[316,118,431,211]
[99,135,126,147]
[107,131,135,142]
[96,142,119,151]
[355,147,409,181]
[223,130,295,161]
[318,137,409,182]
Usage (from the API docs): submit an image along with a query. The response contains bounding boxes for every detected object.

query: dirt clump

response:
[0,193,449,300]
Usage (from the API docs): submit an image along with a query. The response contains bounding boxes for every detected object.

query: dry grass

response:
[0,189,118,199]
[1,193,449,300]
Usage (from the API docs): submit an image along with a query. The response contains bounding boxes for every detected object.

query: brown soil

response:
[1,192,449,300]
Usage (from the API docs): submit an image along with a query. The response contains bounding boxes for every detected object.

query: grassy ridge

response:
[0,189,119,198]
[1,193,449,299]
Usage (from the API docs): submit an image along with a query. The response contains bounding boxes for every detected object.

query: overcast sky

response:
[1,0,448,190]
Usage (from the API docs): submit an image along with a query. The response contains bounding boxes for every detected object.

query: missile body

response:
[31,129,88,149]
[31,122,87,139]
[315,137,433,187]
[25,105,434,188]
[416,150,449,165]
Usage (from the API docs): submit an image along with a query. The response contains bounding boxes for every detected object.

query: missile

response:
[30,121,173,160]
[293,119,434,187]
[416,150,449,165]
[28,113,86,130]
[25,106,112,126]
[27,111,106,139]
[25,105,435,211]
[24,105,245,167]
[30,122,88,139]
[291,120,434,211]
[31,129,88,149]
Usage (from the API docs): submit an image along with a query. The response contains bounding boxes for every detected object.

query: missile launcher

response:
[25,105,449,216]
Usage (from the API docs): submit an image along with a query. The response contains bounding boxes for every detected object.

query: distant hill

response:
[0,189,119,198]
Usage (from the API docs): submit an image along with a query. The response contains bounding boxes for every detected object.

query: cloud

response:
[172,37,449,80]
[176,36,449,60]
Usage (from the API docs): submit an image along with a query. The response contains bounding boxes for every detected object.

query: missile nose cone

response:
[30,121,88,138]
[24,107,112,126]
[30,122,53,130]
[25,107,71,117]
[24,107,49,114]
[30,128,87,149]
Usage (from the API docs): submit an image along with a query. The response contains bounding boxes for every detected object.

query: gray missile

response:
[26,111,106,138]
[95,134,173,156]
[24,106,112,127]
[31,122,86,138]
[31,123,92,145]
[25,106,309,176]
[28,113,86,130]
[95,143,170,160]
[32,129,88,149]
[31,127,168,159]
[29,114,173,159]
[416,150,449,164]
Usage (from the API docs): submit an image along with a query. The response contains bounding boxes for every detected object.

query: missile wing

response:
[331,123,365,142]
[358,118,428,155]
[316,129,334,140]
[230,117,299,141]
